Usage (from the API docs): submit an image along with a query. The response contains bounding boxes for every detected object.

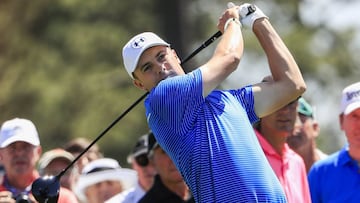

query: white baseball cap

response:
[0,118,40,148]
[122,32,169,79]
[340,82,360,115]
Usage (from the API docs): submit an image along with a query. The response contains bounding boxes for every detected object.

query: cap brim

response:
[39,155,73,170]
[0,135,39,148]
[344,102,360,115]
[132,147,148,158]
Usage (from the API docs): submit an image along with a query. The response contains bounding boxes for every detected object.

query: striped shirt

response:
[145,69,287,202]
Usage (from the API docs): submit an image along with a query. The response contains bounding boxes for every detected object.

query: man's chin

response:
[287,138,304,148]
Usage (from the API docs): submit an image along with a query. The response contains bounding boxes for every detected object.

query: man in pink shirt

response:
[253,76,311,203]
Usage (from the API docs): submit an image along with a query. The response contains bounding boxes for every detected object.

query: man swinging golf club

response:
[122,2,306,202]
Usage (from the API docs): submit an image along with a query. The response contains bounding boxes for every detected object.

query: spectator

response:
[308,82,360,202]
[121,3,305,202]
[64,137,104,193]
[38,148,75,190]
[138,132,194,203]
[74,158,137,203]
[287,97,327,173]
[0,118,78,202]
[106,131,156,203]
[63,137,103,173]
[253,75,311,203]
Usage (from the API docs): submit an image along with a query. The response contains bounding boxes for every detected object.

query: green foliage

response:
[1,0,359,164]
[0,0,207,166]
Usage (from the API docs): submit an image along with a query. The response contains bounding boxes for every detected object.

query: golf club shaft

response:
[57,92,149,178]
[180,31,222,65]
[57,30,222,179]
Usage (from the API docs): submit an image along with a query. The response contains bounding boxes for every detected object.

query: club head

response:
[31,175,60,203]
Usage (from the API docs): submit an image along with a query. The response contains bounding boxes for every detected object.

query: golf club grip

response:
[180,31,222,65]
[181,3,256,65]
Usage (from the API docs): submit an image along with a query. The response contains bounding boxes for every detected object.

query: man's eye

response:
[158,53,166,61]
[142,65,151,72]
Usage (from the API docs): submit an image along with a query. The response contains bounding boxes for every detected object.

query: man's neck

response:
[5,171,38,190]
[293,141,320,173]
[261,129,288,156]
[164,179,191,200]
[348,146,360,162]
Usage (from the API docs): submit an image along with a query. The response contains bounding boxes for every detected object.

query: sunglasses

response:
[135,154,149,167]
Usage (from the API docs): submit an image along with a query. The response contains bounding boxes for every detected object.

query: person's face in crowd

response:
[340,108,360,149]
[287,113,320,151]
[132,154,156,191]
[85,180,123,203]
[43,159,73,190]
[151,146,183,184]
[133,46,184,91]
[0,141,41,176]
[260,100,299,136]
[72,150,101,174]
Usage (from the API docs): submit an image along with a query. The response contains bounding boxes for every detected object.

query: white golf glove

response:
[238,3,268,29]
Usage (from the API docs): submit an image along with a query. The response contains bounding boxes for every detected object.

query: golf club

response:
[30,5,257,202]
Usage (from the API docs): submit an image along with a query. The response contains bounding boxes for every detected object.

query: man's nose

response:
[156,63,166,74]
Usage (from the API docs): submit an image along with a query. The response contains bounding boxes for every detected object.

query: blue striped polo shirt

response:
[145,69,287,202]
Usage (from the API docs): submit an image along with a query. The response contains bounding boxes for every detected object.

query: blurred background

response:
[1,0,359,167]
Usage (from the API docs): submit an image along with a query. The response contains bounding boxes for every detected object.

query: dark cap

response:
[298,97,313,117]
[147,131,159,156]
[132,134,149,156]
[127,131,152,163]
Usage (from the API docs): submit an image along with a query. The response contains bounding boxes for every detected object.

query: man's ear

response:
[133,79,146,91]
[171,49,181,64]
[36,146,42,161]
[312,121,320,138]
[339,114,344,130]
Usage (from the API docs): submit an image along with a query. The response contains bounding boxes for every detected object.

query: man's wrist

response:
[252,17,270,32]
[224,18,242,31]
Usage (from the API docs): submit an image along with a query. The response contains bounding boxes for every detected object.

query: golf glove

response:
[238,3,268,29]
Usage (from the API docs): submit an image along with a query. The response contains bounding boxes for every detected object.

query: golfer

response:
[122,3,306,202]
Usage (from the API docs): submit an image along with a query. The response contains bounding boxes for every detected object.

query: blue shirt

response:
[308,146,360,203]
[145,69,287,202]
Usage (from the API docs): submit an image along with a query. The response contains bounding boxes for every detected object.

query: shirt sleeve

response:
[229,85,259,124]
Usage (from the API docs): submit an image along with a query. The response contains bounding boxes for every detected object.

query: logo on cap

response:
[132,37,146,49]
[340,82,360,115]
[346,89,360,101]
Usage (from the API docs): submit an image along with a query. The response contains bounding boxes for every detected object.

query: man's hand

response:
[0,191,15,203]
[238,3,268,29]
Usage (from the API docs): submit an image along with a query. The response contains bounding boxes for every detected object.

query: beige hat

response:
[122,32,169,79]
[0,118,40,148]
[38,148,74,172]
